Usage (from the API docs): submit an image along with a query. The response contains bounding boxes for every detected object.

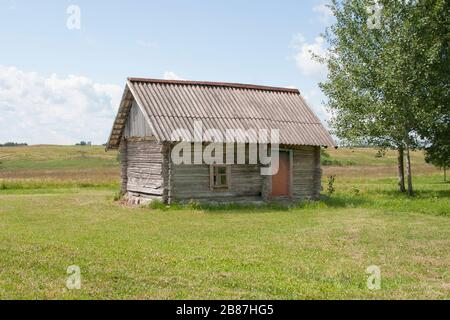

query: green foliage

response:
[0,142,28,147]
[75,141,92,146]
[112,191,122,202]
[186,199,202,210]
[375,149,386,159]
[321,0,449,193]
[321,148,356,166]
[147,199,203,211]
[327,175,336,195]
[193,202,290,212]
[425,145,449,171]
[147,199,167,210]
[351,186,360,196]
[321,148,339,165]
[0,180,117,191]
[424,123,450,178]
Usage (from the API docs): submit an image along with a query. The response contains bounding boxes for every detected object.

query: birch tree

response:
[321,0,449,195]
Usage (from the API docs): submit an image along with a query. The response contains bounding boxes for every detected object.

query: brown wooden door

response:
[271,151,290,197]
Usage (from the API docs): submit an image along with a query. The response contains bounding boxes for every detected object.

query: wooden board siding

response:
[124,101,153,138]
[168,143,263,204]
[121,139,322,204]
[125,139,165,200]
[291,146,322,200]
[169,164,263,203]
[167,144,322,203]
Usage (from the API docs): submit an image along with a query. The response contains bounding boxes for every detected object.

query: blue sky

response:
[0,0,333,144]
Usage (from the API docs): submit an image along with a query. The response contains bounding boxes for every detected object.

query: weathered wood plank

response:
[291,146,321,200]
[124,101,154,138]
[125,139,166,197]
[122,141,322,204]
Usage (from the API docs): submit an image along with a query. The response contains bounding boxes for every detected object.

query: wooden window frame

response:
[210,165,231,191]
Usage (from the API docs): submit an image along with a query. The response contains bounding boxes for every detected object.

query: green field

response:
[0,145,449,299]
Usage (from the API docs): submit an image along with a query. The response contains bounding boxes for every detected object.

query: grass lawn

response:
[0,146,449,299]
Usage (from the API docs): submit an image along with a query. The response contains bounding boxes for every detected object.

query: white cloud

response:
[0,65,122,145]
[289,34,331,125]
[163,71,185,81]
[312,3,333,25]
[290,33,328,81]
[302,88,331,125]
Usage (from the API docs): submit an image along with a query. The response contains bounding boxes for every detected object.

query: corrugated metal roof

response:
[106,78,335,149]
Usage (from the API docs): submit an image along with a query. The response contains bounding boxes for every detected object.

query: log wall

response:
[119,139,128,195]
[120,140,322,204]
[169,162,263,204]
[167,144,322,203]
[167,143,262,204]
[291,146,322,200]
[124,139,166,203]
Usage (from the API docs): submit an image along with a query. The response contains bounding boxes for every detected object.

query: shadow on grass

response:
[146,194,372,213]
[148,201,292,213]
[192,195,371,212]
[144,185,449,214]
[313,194,372,208]
[377,188,450,199]
[200,202,291,213]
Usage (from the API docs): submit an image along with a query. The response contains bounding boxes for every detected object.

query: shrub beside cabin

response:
[106,78,334,205]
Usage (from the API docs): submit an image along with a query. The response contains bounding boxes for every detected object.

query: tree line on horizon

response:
[0,142,28,147]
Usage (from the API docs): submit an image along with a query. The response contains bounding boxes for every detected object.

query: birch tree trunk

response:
[397,147,406,193]
[405,145,414,196]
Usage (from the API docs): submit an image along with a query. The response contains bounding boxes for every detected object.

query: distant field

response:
[0,145,442,186]
[0,145,448,299]
[325,147,440,181]
[0,145,119,189]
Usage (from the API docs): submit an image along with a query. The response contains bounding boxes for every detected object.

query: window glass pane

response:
[212,166,228,188]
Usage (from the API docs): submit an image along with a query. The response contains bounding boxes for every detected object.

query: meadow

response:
[0,145,448,299]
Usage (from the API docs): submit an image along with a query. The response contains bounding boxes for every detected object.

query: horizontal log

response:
[172,191,261,199]
[127,185,164,195]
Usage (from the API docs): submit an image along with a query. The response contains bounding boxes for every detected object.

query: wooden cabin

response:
[106,78,334,205]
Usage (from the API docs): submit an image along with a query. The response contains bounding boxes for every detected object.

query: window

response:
[210,165,229,190]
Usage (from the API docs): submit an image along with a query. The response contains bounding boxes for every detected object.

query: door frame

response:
[271,148,293,198]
